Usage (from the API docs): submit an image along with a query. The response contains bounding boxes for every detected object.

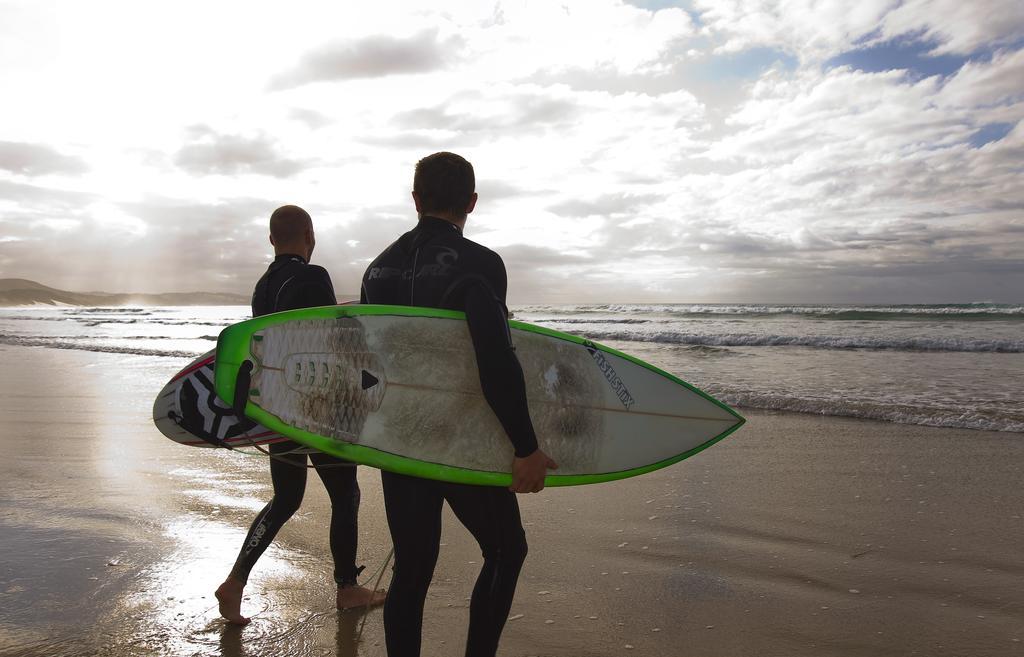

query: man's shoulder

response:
[304,263,332,279]
[451,233,505,268]
[288,262,332,284]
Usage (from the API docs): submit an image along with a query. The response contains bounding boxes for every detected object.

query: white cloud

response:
[288,108,334,130]
[694,0,893,60]
[878,0,1024,55]
[0,142,88,176]
[173,126,310,178]
[468,1,696,77]
[548,193,664,218]
[939,47,1024,109]
[269,29,463,90]
[694,0,1024,61]
[708,67,958,165]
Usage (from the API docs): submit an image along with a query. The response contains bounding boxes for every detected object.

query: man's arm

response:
[462,263,557,493]
[464,282,538,458]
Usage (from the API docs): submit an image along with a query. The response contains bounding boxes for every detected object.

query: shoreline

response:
[1,346,1022,656]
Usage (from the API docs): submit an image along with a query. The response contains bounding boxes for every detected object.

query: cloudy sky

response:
[0,0,1022,303]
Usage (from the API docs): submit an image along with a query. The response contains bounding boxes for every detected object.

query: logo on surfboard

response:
[586,344,635,410]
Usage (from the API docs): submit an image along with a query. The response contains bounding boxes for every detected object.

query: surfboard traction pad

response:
[250,317,607,473]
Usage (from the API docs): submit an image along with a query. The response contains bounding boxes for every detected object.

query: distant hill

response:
[0,278,251,306]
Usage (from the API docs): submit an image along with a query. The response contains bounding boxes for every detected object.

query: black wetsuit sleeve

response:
[464,280,538,458]
[277,266,336,312]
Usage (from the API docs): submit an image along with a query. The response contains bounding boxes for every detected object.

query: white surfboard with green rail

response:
[213,304,744,487]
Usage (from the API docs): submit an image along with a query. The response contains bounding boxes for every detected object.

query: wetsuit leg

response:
[229,441,308,583]
[381,470,444,657]
[310,451,361,586]
[443,483,528,657]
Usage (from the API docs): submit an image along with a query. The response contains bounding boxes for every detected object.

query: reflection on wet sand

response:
[98,457,388,656]
[214,607,380,657]
[120,515,290,653]
[0,349,390,657]
[77,467,386,657]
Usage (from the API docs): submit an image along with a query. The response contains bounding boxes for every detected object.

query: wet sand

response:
[1,345,1022,656]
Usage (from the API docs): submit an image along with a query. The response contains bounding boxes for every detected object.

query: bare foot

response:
[215,577,251,625]
[336,585,387,610]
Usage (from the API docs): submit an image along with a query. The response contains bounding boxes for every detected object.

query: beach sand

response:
[1,346,1022,656]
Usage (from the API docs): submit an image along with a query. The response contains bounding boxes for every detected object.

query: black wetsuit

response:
[360,217,537,657]
[229,254,363,587]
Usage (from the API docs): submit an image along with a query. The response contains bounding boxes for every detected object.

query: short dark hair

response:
[413,152,475,216]
[269,205,311,243]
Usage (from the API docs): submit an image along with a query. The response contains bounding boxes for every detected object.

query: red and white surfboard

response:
[152,350,302,449]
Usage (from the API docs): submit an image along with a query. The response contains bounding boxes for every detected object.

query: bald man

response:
[215,205,385,624]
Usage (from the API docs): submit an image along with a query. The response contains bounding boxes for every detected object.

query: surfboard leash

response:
[245,441,358,469]
[356,545,394,643]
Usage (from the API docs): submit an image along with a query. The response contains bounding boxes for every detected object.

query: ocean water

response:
[1,303,1021,433]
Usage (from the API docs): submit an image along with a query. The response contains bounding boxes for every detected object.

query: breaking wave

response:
[0,335,201,358]
[715,389,1024,433]
[519,303,1024,321]
[582,330,1024,353]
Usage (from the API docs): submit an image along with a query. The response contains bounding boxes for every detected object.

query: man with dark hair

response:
[361,153,557,657]
[215,205,385,625]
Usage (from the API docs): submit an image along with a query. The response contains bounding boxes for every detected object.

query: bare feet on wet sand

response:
[215,577,251,625]
[337,585,387,610]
